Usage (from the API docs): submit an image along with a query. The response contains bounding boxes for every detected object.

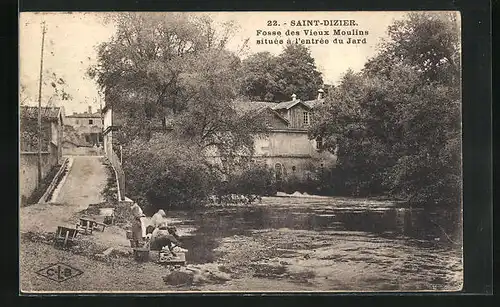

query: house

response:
[64,105,103,146]
[229,90,337,181]
[102,102,126,200]
[19,106,65,202]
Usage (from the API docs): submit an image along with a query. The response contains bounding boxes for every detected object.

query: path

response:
[54,156,108,209]
[20,156,109,234]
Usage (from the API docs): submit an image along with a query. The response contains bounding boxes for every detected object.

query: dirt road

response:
[20,156,109,234]
[55,156,108,209]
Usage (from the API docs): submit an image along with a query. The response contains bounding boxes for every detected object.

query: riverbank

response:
[20,226,462,292]
[20,195,463,292]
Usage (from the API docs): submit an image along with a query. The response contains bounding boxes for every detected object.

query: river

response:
[165,196,463,291]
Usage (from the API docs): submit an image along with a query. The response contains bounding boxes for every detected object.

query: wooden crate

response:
[133,247,150,262]
[158,252,186,265]
[54,226,79,247]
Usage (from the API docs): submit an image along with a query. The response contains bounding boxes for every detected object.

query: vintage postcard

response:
[19,11,463,293]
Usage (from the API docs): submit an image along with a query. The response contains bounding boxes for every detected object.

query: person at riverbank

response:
[149,210,186,254]
[150,209,167,229]
[130,203,147,247]
[145,209,169,236]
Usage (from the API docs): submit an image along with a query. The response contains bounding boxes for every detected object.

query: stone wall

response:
[19,150,57,202]
[254,130,336,179]
[62,143,103,156]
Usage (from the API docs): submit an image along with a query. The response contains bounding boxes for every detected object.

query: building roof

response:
[20,106,62,122]
[232,101,290,124]
[232,101,278,116]
[233,99,320,113]
[269,98,324,111]
[272,100,307,110]
[302,98,325,109]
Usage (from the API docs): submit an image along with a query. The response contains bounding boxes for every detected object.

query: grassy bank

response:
[100,157,120,204]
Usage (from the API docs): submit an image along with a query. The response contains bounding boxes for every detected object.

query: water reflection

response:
[167,197,461,265]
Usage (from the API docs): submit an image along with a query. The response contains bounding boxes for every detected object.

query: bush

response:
[282,174,320,195]
[123,134,217,211]
[232,164,277,198]
[214,164,277,204]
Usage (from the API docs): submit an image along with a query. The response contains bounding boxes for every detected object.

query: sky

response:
[19,11,410,114]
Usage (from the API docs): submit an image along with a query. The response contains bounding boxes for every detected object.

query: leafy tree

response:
[274,44,324,101]
[123,134,218,211]
[91,16,263,138]
[310,12,461,206]
[239,52,280,101]
[90,13,270,206]
[239,44,324,102]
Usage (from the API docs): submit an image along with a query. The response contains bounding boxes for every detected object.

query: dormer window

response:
[303,111,310,125]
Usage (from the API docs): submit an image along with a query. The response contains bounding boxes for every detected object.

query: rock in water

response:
[209,271,231,282]
[163,271,194,286]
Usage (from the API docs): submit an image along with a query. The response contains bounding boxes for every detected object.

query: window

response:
[316,137,323,150]
[76,120,79,124]
[102,120,104,125]
[89,119,93,125]
[303,112,310,125]
[292,166,296,172]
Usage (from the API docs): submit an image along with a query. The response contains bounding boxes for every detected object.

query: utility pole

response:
[99,96,104,155]
[37,21,46,187]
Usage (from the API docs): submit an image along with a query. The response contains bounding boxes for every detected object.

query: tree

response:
[238,52,280,101]
[274,44,324,101]
[89,13,270,205]
[123,134,217,211]
[239,44,324,102]
[89,13,264,144]
[310,12,461,206]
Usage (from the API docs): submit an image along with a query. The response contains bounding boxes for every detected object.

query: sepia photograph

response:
[19,11,463,293]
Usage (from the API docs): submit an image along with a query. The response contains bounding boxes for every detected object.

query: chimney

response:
[317,89,324,100]
[291,93,297,101]
[88,106,92,114]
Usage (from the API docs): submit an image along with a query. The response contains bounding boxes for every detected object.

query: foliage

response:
[90,13,267,173]
[123,134,218,211]
[310,12,461,207]
[90,13,245,138]
[101,157,120,204]
[19,119,50,152]
[239,44,324,102]
[62,125,88,145]
[238,52,280,101]
[20,66,73,106]
[225,164,277,200]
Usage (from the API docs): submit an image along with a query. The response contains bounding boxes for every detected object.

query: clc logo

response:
[36,263,83,282]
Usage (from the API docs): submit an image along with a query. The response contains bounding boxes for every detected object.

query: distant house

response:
[65,105,103,146]
[19,106,65,202]
[227,90,337,181]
